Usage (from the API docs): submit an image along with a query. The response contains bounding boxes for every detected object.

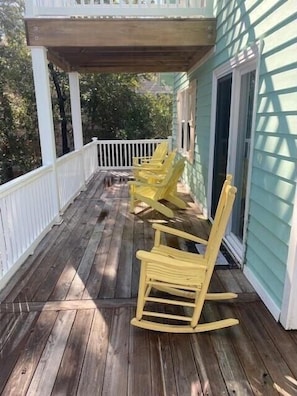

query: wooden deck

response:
[0,171,297,396]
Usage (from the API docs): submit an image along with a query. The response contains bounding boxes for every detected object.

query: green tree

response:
[80,73,152,141]
[145,93,173,138]
[0,0,40,184]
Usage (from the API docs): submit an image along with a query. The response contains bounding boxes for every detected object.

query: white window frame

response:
[176,80,196,163]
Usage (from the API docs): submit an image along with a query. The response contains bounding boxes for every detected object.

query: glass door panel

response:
[211,73,232,218]
[231,70,256,242]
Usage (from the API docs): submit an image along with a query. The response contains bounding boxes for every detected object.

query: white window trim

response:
[176,80,196,163]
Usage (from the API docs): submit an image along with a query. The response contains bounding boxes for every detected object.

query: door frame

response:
[208,43,261,264]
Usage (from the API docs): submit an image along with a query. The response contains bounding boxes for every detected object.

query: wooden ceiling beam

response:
[25,18,216,47]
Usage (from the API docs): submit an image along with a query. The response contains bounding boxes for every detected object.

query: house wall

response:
[173,0,297,319]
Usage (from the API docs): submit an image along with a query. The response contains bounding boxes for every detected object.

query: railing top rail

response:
[0,165,53,199]
[25,0,214,18]
[95,138,166,144]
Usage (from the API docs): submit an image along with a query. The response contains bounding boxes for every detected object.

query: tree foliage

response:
[0,0,40,184]
[80,73,172,143]
[0,0,173,185]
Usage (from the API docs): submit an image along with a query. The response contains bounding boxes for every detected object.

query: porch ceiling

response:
[25,18,216,72]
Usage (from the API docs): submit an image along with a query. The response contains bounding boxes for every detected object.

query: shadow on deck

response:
[0,171,297,395]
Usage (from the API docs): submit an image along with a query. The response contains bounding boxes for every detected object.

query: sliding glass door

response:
[210,52,258,262]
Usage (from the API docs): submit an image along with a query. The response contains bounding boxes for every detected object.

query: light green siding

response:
[173,0,297,311]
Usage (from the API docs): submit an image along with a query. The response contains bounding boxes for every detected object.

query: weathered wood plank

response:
[77,308,113,396]
[170,333,203,395]
[2,311,58,396]
[26,310,76,395]
[131,217,145,297]
[157,332,178,395]
[0,313,18,343]
[204,302,254,395]
[190,333,228,396]
[52,309,94,395]
[128,311,153,395]
[148,331,166,396]
[256,302,297,378]
[86,199,121,299]
[101,307,130,395]
[220,303,279,395]
[0,312,38,394]
[231,269,255,293]
[115,209,135,298]
[65,220,106,300]
[235,301,296,395]
[0,298,137,313]
[98,199,129,298]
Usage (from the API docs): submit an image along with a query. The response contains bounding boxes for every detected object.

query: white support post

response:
[69,72,86,190]
[69,72,83,150]
[30,46,61,222]
[167,136,173,152]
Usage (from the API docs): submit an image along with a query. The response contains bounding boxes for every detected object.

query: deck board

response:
[0,170,296,395]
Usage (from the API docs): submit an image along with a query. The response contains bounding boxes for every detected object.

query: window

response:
[176,80,196,163]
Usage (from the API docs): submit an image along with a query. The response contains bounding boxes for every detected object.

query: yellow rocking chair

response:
[132,141,168,171]
[131,176,239,333]
[128,158,186,218]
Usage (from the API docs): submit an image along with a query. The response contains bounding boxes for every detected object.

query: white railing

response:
[57,150,84,212]
[84,138,100,181]
[25,0,214,18]
[0,166,58,287]
[96,137,171,169]
[0,138,99,287]
[0,137,169,288]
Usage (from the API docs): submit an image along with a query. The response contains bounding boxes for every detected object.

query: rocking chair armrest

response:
[128,179,167,188]
[133,157,163,166]
[136,250,206,269]
[133,164,164,172]
[128,180,143,187]
[152,223,208,245]
[133,155,152,163]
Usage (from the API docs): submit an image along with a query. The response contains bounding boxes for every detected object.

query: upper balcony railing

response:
[25,0,214,18]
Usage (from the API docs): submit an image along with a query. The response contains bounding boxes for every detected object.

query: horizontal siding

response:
[172,0,297,311]
[245,246,284,308]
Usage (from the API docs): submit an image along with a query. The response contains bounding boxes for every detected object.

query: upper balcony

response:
[24,0,216,73]
[25,0,215,19]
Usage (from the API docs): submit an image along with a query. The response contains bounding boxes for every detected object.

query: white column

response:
[31,47,57,165]
[30,46,61,221]
[69,72,86,189]
[69,72,83,150]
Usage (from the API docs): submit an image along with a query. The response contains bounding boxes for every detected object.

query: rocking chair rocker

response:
[131,175,239,333]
